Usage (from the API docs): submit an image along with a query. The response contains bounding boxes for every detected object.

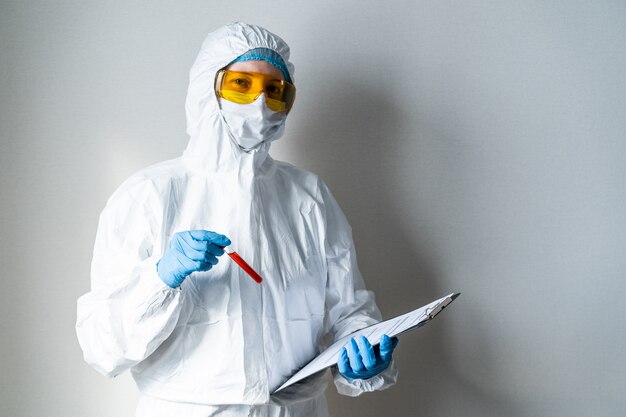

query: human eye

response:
[229,77,251,91]
[265,82,284,98]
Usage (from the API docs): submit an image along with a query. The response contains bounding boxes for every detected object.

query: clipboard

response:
[274,292,460,393]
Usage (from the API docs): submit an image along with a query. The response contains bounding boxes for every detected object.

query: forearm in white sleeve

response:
[76,191,182,378]
[332,359,398,397]
[320,179,399,396]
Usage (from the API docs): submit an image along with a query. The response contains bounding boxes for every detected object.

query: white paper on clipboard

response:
[273,292,460,393]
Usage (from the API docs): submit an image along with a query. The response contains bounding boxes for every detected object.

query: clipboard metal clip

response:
[426,292,460,320]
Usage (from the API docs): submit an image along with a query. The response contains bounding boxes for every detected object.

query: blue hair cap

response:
[229,47,293,84]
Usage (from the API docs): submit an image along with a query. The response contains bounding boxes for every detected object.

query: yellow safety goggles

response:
[215,69,296,113]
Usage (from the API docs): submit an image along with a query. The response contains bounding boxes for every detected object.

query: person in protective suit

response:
[76,22,398,417]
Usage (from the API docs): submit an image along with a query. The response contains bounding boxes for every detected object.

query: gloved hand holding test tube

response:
[156,231,262,288]
[221,245,263,284]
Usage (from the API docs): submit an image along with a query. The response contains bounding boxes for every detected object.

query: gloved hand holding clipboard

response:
[274,293,461,393]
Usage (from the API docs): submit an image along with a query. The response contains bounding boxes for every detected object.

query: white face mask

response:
[219,94,286,151]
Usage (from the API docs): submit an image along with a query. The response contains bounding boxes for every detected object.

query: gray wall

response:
[1,1,625,416]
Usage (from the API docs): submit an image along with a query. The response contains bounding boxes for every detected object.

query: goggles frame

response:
[214,69,296,114]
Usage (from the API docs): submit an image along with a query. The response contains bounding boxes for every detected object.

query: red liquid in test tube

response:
[222,246,263,284]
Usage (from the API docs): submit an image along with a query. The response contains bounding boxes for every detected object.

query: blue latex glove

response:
[337,334,399,380]
[157,230,231,288]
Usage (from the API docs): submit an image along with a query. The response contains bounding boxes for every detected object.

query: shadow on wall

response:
[290,73,521,416]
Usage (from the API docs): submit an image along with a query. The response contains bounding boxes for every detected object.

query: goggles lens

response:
[215,70,296,113]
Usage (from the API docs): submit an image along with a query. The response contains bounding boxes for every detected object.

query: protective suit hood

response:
[182,22,295,174]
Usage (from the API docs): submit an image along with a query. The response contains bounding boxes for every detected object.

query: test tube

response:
[222,246,263,284]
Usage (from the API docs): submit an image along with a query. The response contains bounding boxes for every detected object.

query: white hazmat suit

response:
[76,22,397,417]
